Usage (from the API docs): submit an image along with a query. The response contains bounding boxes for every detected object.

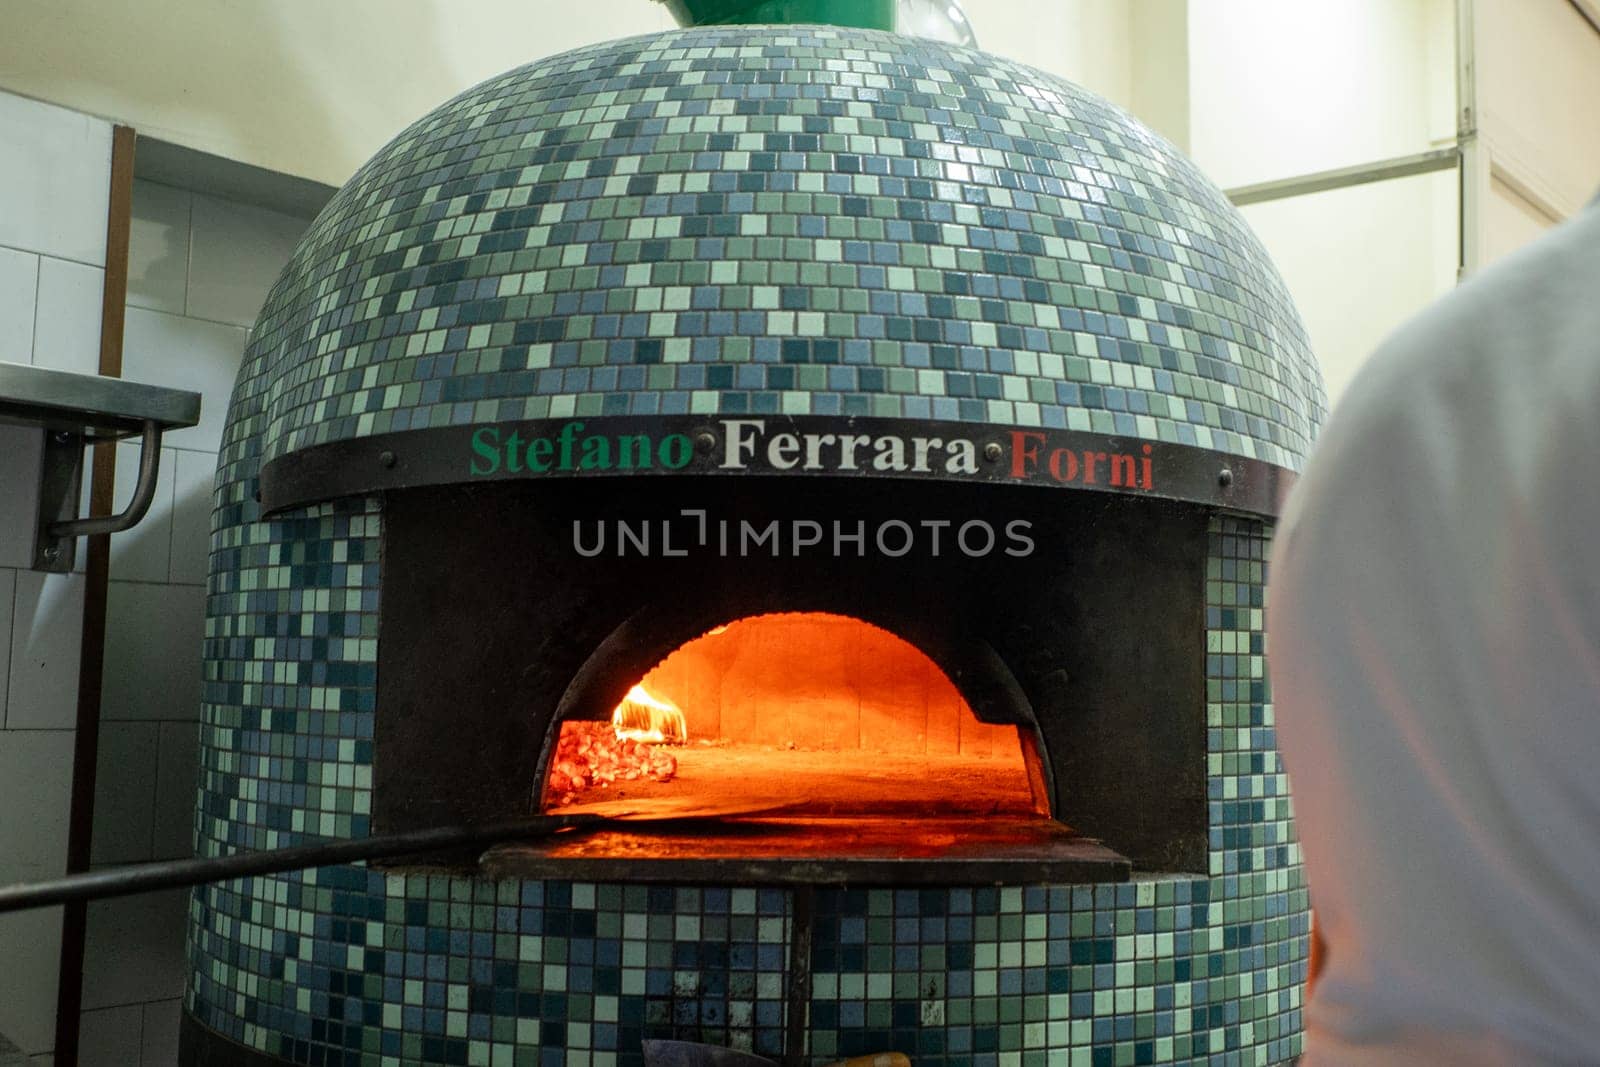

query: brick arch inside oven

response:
[545,601,1049,786]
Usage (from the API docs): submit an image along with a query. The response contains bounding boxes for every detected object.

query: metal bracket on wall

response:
[35,419,166,571]
[0,361,200,572]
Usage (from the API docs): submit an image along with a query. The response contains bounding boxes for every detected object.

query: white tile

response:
[81,890,187,1011]
[0,728,75,882]
[77,1004,143,1067]
[0,424,44,570]
[120,307,246,451]
[32,256,103,377]
[0,246,39,364]
[151,721,198,860]
[0,905,64,1056]
[6,570,84,730]
[89,720,158,866]
[167,449,216,586]
[100,581,203,722]
[139,1000,180,1066]
[0,570,13,723]
[0,92,111,266]
[186,194,307,328]
[106,441,175,584]
[126,181,191,316]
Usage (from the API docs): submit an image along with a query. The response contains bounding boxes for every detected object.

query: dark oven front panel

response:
[373,476,1209,875]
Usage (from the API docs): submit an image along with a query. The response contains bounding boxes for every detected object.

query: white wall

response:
[0,85,313,1061]
[0,0,677,189]
[1484,173,1561,264]
[1471,0,1600,265]
[0,90,111,1063]
[0,0,1162,193]
[1239,170,1459,404]
[1129,0,1192,152]
[72,178,312,1066]
[1186,0,1460,408]
[1188,0,1456,189]
[967,1,1133,108]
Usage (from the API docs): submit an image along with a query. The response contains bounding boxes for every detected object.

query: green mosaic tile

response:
[189,491,1306,1065]
[224,25,1322,486]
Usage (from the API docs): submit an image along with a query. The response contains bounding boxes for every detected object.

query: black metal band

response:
[259,415,1296,517]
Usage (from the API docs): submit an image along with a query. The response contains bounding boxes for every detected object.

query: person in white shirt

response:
[1267,194,1600,1065]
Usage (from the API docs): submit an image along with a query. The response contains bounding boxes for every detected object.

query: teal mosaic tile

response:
[226,25,1324,484]
[189,488,1307,1062]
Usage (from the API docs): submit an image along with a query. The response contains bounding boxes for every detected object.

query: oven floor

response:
[492,739,1132,889]
[500,741,1130,884]
[546,741,1042,818]
[481,812,1130,884]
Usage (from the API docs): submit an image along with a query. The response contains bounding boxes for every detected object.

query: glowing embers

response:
[544,685,688,806]
[545,721,679,807]
[539,613,1045,819]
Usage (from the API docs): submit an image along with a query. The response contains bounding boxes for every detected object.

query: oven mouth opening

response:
[375,480,1202,883]
[481,612,1130,884]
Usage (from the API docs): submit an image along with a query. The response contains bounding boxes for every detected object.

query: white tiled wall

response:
[120,308,246,451]
[33,257,105,378]
[0,86,313,1061]
[0,247,40,363]
[75,178,310,1063]
[124,181,188,317]
[0,89,110,1060]
[6,571,86,731]
[0,92,110,267]
[187,195,304,329]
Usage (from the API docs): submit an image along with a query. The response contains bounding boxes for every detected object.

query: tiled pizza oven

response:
[183,11,1325,1066]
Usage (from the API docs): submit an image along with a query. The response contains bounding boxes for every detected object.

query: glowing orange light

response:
[611,683,688,744]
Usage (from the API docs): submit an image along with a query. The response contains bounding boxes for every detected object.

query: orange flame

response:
[612,683,688,744]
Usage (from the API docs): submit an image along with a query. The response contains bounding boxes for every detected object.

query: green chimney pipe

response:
[659,0,896,31]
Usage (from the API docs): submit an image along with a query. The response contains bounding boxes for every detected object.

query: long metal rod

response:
[1224,146,1462,207]
[0,814,601,915]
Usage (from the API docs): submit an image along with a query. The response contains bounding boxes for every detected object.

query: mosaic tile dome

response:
[229,24,1324,486]
[190,25,1315,1065]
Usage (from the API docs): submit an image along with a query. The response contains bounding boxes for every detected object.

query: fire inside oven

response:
[501,607,1116,883]
[537,612,1050,855]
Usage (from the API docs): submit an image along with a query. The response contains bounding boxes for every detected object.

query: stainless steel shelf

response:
[0,359,200,439]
